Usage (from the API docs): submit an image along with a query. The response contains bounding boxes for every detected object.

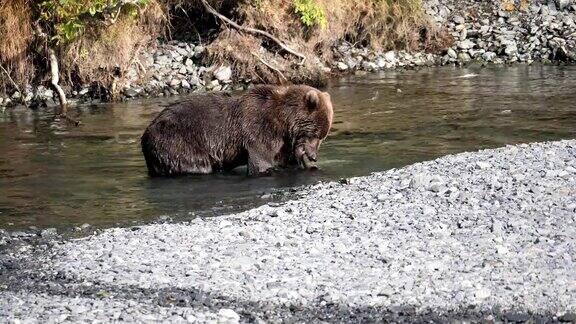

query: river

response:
[1,65,575,230]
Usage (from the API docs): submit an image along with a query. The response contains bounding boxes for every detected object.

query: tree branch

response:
[0,63,21,96]
[251,52,287,83]
[199,0,306,64]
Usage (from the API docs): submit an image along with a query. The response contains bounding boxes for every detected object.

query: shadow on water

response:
[1,65,575,230]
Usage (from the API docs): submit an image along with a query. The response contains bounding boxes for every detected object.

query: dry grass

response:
[208,30,280,83]
[61,0,165,97]
[0,0,34,92]
[205,0,451,84]
[0,0,452,97]
[0,0,164,97]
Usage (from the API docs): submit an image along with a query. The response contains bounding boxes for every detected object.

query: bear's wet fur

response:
[141,84,334,176]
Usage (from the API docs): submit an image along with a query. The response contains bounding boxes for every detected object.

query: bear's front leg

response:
[247,148,278,176]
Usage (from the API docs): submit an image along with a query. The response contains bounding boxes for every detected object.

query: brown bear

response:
[141,84,333,176]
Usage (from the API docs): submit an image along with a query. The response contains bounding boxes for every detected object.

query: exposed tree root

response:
[0,63,21,95]
[49,48,81,126]
[199,0,306,64]
[0,63,26,106]
[49,48,68,110]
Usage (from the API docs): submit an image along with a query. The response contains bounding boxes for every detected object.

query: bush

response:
[293,0,327,29]
[38,0,153,44]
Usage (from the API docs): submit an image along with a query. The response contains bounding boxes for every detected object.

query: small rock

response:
[189,75,201,87]
[124,88,141,98]
[40,228,57,238]
[410,173,430,188]
[458,52,471,62]
[475,288,491,299]
[505,43,518,56]
[504,313,531,322]
[194,45,205,58]
[559,312,576,322]
[375,57,387,68]
[423,206,436,216]
[475,161,492,170]
[453,15,465,24]
[458,39,475,50]
[214,66,232,82]
[384,51,396,63]
[482,51,497,61]
[169,79,181,89]
[218,309,240,323]
[337,62,348,71]
[496,245,509,254]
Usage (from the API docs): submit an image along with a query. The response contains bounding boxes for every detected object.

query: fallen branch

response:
[200,0,306,64]
[0,63,21,96]
[251,52,287,83]
[127,42,145,76]
[135,58,147,75]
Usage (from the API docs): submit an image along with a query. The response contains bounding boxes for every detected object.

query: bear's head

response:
[284,86,333,169]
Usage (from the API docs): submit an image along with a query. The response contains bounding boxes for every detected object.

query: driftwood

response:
[199,0,306,64]
[48,48,80,126]
[34,24,80,126]
[0,63,22,96]
[49,48,68,111]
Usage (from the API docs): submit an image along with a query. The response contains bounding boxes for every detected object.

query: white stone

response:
[214,66,232,82]
[337,62,348,71]
[384,51,396,63]
[217,309,240,324]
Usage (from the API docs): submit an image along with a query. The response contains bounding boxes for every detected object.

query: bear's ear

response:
[305,90,320,111]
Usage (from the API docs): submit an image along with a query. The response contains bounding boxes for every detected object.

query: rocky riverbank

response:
[1,139,575,322]
[1,0,575,109]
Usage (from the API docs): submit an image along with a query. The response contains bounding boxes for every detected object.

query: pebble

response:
[217,309,240,323]
[337,62,348,70]
[475,161,492,169]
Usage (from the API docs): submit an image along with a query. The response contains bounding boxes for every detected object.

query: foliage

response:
[0,0,34,92]
[1,0,449,96]
[38,0,150,44]
[293,0,326,29]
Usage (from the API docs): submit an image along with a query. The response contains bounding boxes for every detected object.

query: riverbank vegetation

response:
[0,0,448,102]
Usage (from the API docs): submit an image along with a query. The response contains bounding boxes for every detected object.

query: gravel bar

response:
[2,140,576,323]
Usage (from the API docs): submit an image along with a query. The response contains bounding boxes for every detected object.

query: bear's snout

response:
[295,138,321,169]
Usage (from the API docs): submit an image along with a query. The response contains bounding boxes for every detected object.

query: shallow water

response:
[1,65,575,230]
